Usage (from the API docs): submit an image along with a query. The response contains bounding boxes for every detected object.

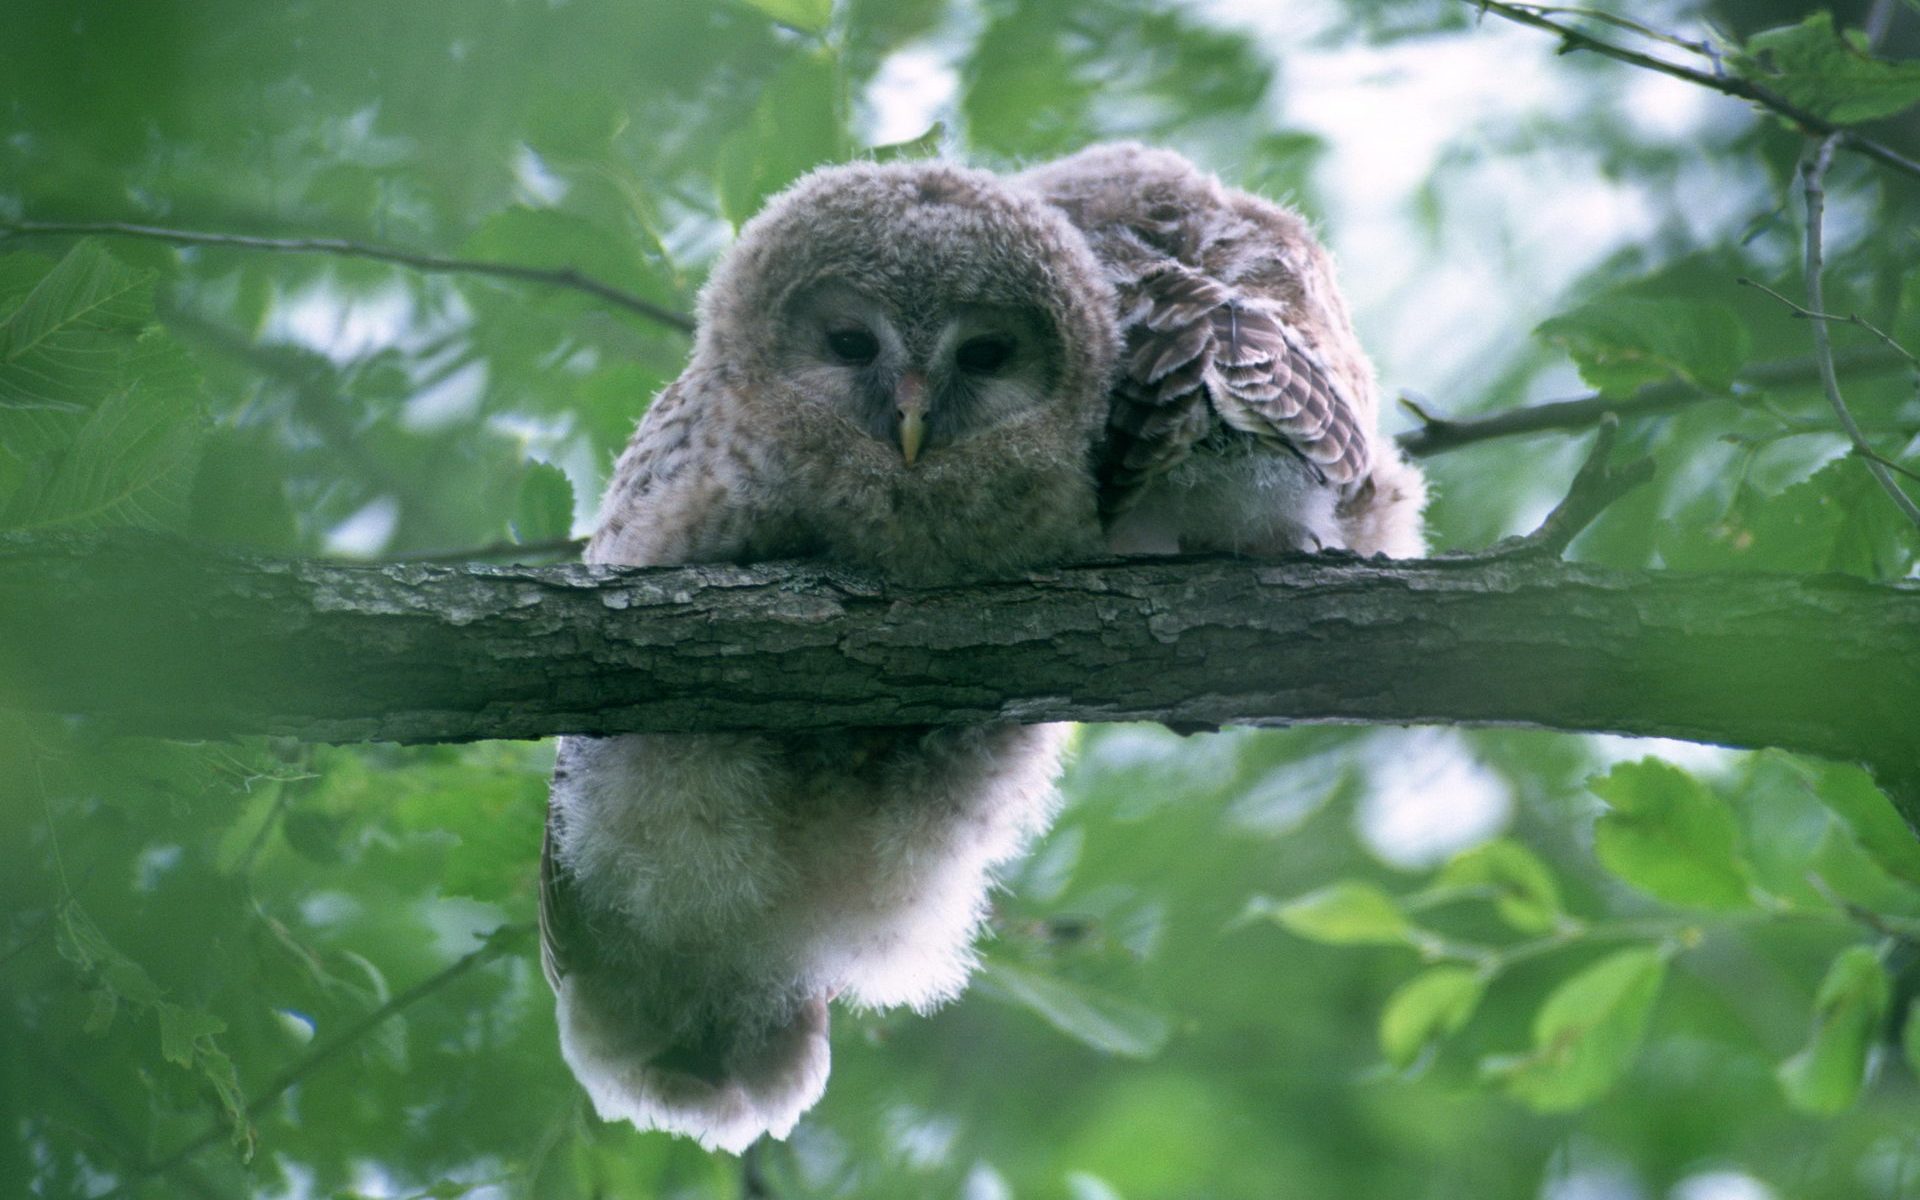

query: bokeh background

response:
[4,1,1920,1197]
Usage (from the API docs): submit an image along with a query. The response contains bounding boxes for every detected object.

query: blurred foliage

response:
[3,1,1920,1199]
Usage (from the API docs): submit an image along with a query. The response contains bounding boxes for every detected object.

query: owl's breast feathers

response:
[1102,256,1370,517]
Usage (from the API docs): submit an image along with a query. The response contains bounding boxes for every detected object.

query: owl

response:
[541,161,1118,1153]
[1013,143,1426,557]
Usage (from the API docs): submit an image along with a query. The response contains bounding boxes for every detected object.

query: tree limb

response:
[1460,1,1920,184]
[0,218,697,334]
[1394,346,1909,457]
[1,531,1914,817]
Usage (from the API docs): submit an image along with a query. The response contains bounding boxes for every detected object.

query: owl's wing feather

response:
[538,797,580,989]
[1102,261,1371,515]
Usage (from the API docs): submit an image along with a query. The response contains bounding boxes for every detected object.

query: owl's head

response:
[695,160,1117,468]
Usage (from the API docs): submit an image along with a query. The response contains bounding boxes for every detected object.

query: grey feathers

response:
[543,145,1426,1155]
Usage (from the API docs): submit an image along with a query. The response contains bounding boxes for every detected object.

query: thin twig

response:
[1799,135,1920,530]
[1395,346,1907,457]
[1736,277,1920,373]
[1462,1,1920,184]
[1469,413,1656,559]
[1516,5,1719,59]
[0,218,696,334]
[99,925,530,1198]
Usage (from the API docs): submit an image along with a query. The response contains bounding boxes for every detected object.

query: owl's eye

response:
[825,329,880,365]
[955,335,1014,375]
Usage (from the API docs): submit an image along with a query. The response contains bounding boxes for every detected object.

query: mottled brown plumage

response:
[1016,143,1426,557]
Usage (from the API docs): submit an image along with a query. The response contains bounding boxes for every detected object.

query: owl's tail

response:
[1338,448,1430,559]
[554,982,831,1155]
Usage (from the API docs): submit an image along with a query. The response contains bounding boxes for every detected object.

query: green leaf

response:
[510,460,574,543]
[1436,840,1564,934]
[1493,947,1669,1111]
[1537,297,1750,397]
[3,331,205,533]
[870,121,946,162]
[1805,760,1920,887]
[1737,12,1920,124]
[1777,946,1890,1116]
[978,959,1171,1059]
[1380,966,1486,1069]
[1590,760,1755,909]
[1256,882,1416,946]
[715,48,848,227]
[0,241,155,412]
[157,1002,228,1068]
[735,0,834,35]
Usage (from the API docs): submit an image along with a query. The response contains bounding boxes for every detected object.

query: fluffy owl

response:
[542,161,1118,1153]
[1014,143,1426,557]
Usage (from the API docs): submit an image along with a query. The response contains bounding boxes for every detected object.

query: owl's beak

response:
[895,372,927,465]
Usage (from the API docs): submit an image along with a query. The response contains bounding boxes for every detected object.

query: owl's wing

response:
[585,377,773,568]
[539,795,583,989]
[1102,261,1371,515]
[545,375,775,987]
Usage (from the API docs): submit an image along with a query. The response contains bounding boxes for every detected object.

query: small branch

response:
[1394,347,1909,458]
[1736,277,1920,375]
[1461,1,1920,184]
[1799,135,1920,530]
[0,218,696,335]
[100,925,529,1196]
[1472,414,1656,559]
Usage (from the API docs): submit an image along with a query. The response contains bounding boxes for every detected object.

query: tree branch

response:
[1395,346,1909,457]
[1461,1,1920,184]
[0,218,697,334]
[99,925,528,1197]
[1,531,1914,815]
[1799,134,1920,530]
[1472,414,1656,558]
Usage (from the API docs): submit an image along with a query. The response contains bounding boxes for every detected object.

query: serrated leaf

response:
[735,0,834,34]
[1806,760,1920,887]
[1380,966,1486,1069]
[0,241,155,413]
[4,331,204,533]
[1777,945,1889,1116]
[1590,760,1754,909]
[978,959,1171,1059]
[1437,840,1563,934]
[1258,881,1416,946]
[1537,297,1749,396]
[1736,12,1920,124]
[1494,947,1669,1111]
[510,460,574,542]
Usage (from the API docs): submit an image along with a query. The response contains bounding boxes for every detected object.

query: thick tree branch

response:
[0,218,697,334]
[1461,1,1920,183]
[1,531,1914,813]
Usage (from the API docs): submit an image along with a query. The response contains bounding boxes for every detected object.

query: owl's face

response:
[779,281,1058,463]
[693,160,1118,482]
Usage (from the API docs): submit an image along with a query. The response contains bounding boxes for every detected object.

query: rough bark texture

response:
[1,530,1915,794]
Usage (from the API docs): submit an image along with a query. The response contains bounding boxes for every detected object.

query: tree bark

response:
[1,529,1914,795]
